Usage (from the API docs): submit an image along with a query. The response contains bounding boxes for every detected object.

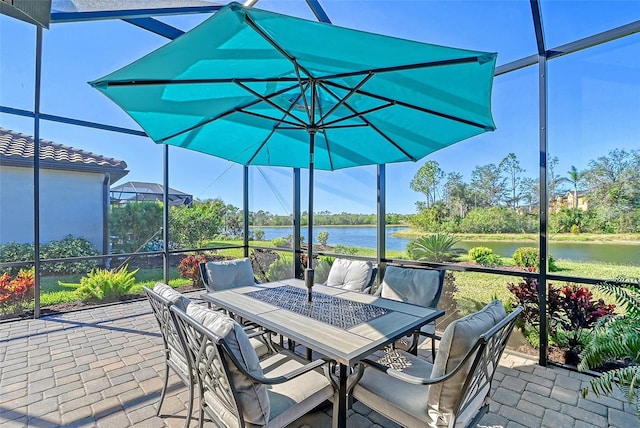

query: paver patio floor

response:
[0,291,637,428]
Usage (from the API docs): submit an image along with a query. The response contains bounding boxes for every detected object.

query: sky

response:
[1,0,639,215]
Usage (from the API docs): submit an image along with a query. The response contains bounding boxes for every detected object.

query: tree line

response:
[409,148,640,234]
[109,201,409,253]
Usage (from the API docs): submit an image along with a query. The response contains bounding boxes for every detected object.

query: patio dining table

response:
[202,279,444,428]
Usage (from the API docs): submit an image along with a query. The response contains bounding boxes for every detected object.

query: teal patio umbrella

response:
[90,2,497,300]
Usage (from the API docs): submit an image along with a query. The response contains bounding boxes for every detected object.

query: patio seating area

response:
[1,290,636,428]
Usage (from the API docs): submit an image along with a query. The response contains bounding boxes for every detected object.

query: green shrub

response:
[478,253,503,267]
[265,256,294,282]
[333,245,360,255]
[40,236,99,274]
[468,246,502,267]
[407,233,464,263]
[469,247,493,262]
[513,247,558,272]
[271,237,289,248]
[317,231,329,246]
[110,202,163,253]
[0,236,99,275]
[61,265,138,302]
[314,256,335,284]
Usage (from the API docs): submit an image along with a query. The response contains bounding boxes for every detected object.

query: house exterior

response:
[0,128,128,253]
[550,191,589,213]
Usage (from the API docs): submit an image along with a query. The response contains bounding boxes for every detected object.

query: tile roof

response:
[0,127,127,170]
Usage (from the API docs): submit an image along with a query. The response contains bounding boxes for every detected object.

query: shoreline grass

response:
[392,228,640,244]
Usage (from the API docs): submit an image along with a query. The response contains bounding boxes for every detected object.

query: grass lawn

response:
[25,237,639,310]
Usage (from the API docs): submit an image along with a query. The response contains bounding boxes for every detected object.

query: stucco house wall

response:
[0,128,128,253]
[0,166,108,248]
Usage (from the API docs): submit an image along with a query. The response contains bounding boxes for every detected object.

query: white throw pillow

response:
[326,258,374,291]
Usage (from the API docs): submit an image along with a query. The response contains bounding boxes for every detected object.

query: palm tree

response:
[563,165,584,209]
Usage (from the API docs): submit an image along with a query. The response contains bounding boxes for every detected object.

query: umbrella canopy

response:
[90,1,497,297]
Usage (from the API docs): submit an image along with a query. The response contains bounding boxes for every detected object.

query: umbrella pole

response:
[304,130,316,302]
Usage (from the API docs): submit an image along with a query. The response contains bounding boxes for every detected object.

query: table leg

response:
[332,363,348,428]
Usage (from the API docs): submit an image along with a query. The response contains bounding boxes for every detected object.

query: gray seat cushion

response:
[326,258,374,292]
[353,348,434,427]
[204,257,256,291]
[260,353,334,428]
[186,304,270,426]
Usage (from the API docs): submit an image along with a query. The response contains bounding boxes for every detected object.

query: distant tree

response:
[170,199,226,248]
[500,153,525,210]
[548,155,561,198]
[520,177,538,212]
[470,163,505,207]
[584,149,639,208]
[411,160,444,208]
[444,172,471,217]
[110,202,163,253]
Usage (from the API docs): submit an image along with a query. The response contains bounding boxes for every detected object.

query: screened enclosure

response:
[1,0,639,368]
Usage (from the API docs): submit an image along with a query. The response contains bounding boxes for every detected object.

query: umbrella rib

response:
[318,56,483,82]
[158,83,300,142]
[320,83,417,161]
[96,77,302,87]
[235,109,306,128]
[243,12,317,82]
[234,80,308,127]
[294,64,313,124]
[318,73,375,124]
[324,80,493,131]
[320,103,395,128]
[245,89,306,166]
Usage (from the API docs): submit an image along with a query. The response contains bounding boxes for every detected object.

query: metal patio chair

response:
[143,283,194,428]
[374,265,446,358]
[351,301,523,428]
[169,303,335,428]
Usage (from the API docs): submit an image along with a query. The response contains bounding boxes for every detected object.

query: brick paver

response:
[0,293,637,427]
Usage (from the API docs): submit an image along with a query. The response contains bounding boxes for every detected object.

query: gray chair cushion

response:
[377,266,441,307]
[260,353,334,427]
[353,349,434,427]
[427,299,506,424]
[326,258,374,292]
[204,257,256,291]
[186,304,270,426]
[153,282,190,311]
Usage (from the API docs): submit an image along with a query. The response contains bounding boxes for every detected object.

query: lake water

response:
[252,226,640,266]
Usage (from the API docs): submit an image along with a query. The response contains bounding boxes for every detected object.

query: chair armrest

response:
[251,357,331,385]
[360,340,482,386]
[359,358,432,384]
[417,331,441,341]
[222,343,331,385]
